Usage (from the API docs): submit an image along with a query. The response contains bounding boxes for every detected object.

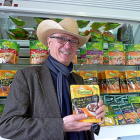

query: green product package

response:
[0,40,19,51]
[0,104,5,118]
[103,22,120,31]
[8,28,29,39]
[103,50,109,64]
[30,40,48,50]
[128,96,140,103]
[108,43,124,52]
[90,22,105,29]
[86,42,103,51]
[9,16,26,27]
[76,20,90,28]
[34,17,44,24]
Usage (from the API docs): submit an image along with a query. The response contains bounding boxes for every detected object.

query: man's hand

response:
[63,114,93,132]
[95,100,105,125]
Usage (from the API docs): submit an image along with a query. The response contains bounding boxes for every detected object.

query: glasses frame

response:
[50,36,79,48]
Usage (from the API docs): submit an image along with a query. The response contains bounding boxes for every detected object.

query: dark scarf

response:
[46,55,73,116]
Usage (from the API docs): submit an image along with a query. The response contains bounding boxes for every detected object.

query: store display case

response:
[1,0,140,140]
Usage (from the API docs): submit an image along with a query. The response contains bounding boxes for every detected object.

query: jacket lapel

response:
[36,65,61,117]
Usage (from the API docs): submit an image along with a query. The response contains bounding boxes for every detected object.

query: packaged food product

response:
[72,52,77,64]
[76,20,90,28]
[103,50,109,65]
[78,71,98,85]
[90,29,102,39]
[103,31,115,43]
[111,104,127,125]
[108,43,125,65]
[0,104,5,118]
[86,42,103,65]
[128,96,140,103]
[119,72,128,93]
[104,95,116,105]
[9,16,26,27]
[34,17,44,24]
[103,22,120,31]
[0,70,17,96]
[132,103,140,118]
[119,103,140,124]
[80,48,86,64]
[100,71,107,93]
[90,22,105,29]
[105,70,120,93]
[126,44,140,65]
[70,85,100,123]
[125,71,140,92]
[30,40,49,64]
[0,40,18,64]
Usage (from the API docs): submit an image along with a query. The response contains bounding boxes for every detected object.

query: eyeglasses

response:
[50,36,79,48]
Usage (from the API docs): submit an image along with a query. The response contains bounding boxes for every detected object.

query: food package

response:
[103,50,109,65]
[111,104,127,125]
[70,85,100,123]
[108,43,125,65]
[0,104,5,118]
[0,70,17,96]
[105,70,120,93]
[90,22,105,29]
[80,48,86,64]
[125,71,140,92]
[76,20,90,29]
[0,40,19,64]
[98,71,107,93]
[78,71,98,85]
[126,44,140,65]
[103,31,115,43]
[132,103,140,118]
[86,42,103,65]
[30,40,49,64]
[128,96,140,103]
[119,72,128,93]
[72,52,77,64]
[119,103,140,124]
[103,22,120,31]
[9,16,26,27]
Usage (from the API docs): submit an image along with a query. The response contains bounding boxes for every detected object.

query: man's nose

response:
[64,40,71,48]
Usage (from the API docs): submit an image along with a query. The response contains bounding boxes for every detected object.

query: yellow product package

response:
[0,70,17,96]
[70,85,101,123]
[78,71,98,85]
[105,70,120,93]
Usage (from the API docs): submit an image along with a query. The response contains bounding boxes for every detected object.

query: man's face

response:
[47,33,79,66]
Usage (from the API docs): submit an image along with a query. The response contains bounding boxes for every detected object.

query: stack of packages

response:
[29,40,49,64]
[0,70,17,96]
[101,95,140,126]
[0,40,20,64]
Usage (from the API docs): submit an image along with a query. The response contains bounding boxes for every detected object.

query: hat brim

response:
[37,20,91,48]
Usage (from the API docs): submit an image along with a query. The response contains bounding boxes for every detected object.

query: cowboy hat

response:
[37,17,91,48]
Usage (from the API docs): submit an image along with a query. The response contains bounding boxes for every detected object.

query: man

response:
[0,17,105,140]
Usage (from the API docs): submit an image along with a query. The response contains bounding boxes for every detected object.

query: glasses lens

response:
[70,40,79,48]
[57,37,67,44]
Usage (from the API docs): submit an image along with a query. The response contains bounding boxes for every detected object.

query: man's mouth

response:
[61,51,71,55]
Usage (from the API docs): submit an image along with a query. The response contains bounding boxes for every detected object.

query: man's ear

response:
[47,37,51,48]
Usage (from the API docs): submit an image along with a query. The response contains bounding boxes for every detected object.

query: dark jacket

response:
[0,65,96,140]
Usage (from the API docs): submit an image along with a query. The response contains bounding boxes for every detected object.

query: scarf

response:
[46,55,73,116]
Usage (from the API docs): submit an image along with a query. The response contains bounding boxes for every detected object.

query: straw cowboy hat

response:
[37,17,91,48]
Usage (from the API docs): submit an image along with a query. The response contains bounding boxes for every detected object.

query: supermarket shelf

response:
[95,124,140,139]
[101,92,140,95]
[74,64,140,71]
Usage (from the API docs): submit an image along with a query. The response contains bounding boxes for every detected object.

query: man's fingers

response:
[96,111,105,119]
[73,114,88,121]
